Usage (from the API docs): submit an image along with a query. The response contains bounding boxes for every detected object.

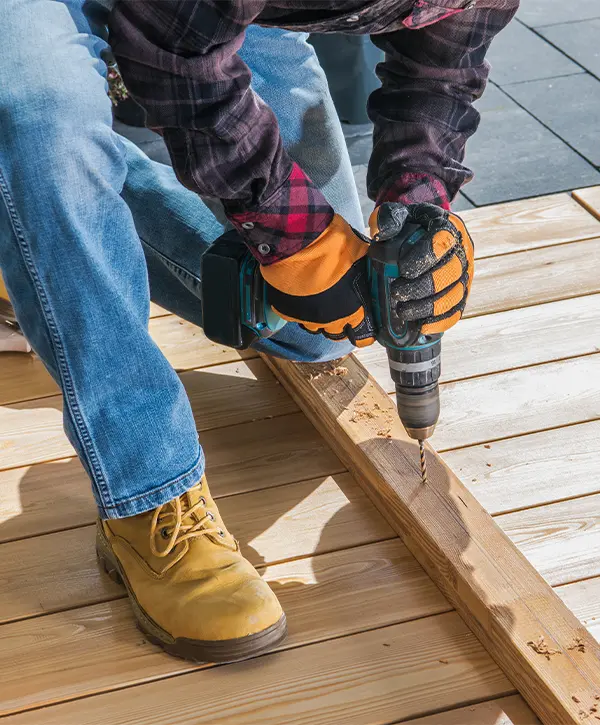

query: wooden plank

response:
[357,294,600,390]
[461,193,600,258]
[0,315,253,407]
[443,420,600,515]
[149,302,169,318]
[0,539,450,716]
[499,494,600,587]
[558,577,600,630]
[403,695,540,724]
[0,472,393,624]
[431,354,600,452]
[265,354,600,725]
[573,186,600,221]
[0,359,296,471]
[0,412,343,544]
[466,236,600,319]
[1,611,513,725]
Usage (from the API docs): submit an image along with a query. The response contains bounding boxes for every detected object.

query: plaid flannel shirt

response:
[110,0,518,263]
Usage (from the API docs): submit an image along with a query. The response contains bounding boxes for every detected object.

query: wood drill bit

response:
[418,439,428,484]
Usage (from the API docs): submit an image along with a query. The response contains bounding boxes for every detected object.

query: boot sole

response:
[96,524,287,664]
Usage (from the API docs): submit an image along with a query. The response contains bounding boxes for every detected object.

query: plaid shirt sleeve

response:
[109,0,334,265]
[368,1,519,210]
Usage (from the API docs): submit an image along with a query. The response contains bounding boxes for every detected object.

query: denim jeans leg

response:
[0,0,203,518]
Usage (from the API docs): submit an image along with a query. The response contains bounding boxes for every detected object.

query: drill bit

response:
[418,439,428,484]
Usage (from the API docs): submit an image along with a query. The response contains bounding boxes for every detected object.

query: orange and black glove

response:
[259,214,376,348]
[370,202,474,335]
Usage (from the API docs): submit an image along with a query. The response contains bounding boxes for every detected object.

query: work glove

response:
[259,214,376,347]
[369,202,474,335]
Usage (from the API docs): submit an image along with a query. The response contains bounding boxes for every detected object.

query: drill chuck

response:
[387,337,441,440]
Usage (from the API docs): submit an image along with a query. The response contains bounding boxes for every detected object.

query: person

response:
[105,0,517,660]
[0,0,365,663]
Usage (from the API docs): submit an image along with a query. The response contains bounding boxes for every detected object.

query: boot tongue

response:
[179,478,208,525]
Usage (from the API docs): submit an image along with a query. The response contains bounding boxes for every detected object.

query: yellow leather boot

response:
[97,475,286,662]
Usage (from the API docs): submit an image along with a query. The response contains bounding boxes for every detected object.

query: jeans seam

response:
[0,168,114,508]
[139,235,201,287]
[100,447,204,511]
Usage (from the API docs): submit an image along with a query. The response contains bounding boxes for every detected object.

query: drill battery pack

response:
[201,231,284,349]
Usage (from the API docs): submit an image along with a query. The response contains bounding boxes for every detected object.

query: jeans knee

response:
[2,74,123,197]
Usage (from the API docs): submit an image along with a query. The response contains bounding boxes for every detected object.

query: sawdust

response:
[309,365,349,382]
[484,444,491,449]
[573,696,581,704]
[377,428,392,438]
[325,366,349,377]
[527,636,561,660]
[568,637,586,653]
[438,659,449,664]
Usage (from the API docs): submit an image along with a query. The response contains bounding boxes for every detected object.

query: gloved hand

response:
[259,214,376,347]
[369,202,474,335]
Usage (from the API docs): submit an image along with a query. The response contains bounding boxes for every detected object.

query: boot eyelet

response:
[218,529,226,537]
[207,512,215,522]
[199,496,207,506]
[160,527,171,540]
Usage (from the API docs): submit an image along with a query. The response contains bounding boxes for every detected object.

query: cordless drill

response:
[201,224,441,477]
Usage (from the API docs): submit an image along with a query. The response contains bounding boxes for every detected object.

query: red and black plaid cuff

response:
[227,164,335,265]
[377,172,451,211]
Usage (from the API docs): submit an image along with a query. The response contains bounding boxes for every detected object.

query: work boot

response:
[97,476,286,662]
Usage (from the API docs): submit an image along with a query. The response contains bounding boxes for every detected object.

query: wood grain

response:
[443,420,600,515]
[402,695,540,724]
[466,236,600,319]
[431,354,600,452]
[265,354,600,725]
[573,186,600,221]
[1,611,512,725]
[499,494,600,587]
[557,577,600,630]
[0,412,343,544]
[0,315,254,407]
[357,294,600,390]
[0,539,450,716]
[462,193,600,258]
[0,472,392,624]
[0,359,297,471]
[8,571,600,722]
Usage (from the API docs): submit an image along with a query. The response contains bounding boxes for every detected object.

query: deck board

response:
[444,420,600,515]
[573,186,600,220]
[358,293,600,389]
[1,612,513,725]
[432,354,600,451]
[461,192,600,257]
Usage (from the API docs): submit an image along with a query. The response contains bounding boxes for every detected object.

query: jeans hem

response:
[98,448,205,519]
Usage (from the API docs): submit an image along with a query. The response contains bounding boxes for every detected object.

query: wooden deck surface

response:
[2,189,600,723]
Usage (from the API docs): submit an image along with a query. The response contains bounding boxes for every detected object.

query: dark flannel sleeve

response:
[368,0,519,210]
[109,1,334,264]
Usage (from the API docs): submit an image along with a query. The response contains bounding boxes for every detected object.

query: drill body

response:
[202,226,442,441]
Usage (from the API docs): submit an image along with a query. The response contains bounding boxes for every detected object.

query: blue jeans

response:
[0,0,362,518]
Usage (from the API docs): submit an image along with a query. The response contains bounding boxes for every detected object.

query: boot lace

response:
[149,482,236,571]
